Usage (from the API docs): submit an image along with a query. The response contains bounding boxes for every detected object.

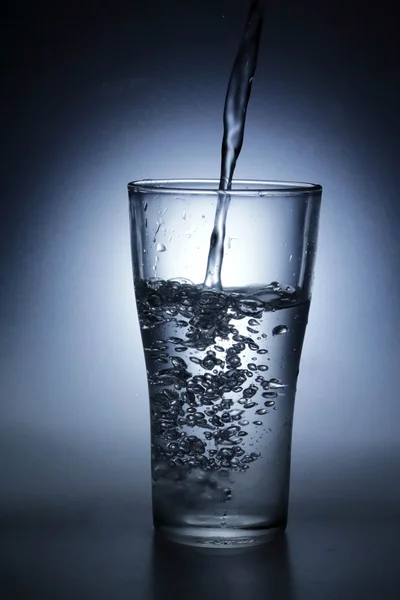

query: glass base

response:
[155,523,286,548]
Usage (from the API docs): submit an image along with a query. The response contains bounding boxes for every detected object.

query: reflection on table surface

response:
[151,532,293,600]
[0,499,399,599]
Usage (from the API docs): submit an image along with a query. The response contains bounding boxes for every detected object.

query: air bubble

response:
[171,356,187,369]
[168,337,185,345]
[269,378,285,389]
[243,299,264,316]
[138,276,298,495]
[273,325,288,336]
[190,357,202,365]
[229,409,244,419]
[243,385,258,399]
[233,446,245,456]
[248,342,259,351]
[241,454,256,464]
[243,401,257,409]
[233,386,243,393]
[167,442,180,454]
[227,355,241,367]
[248,319,259,326]
[232,334,246,343]
[262,391,278,399]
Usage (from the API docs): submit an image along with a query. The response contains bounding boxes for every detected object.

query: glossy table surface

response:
[1,497,399,600]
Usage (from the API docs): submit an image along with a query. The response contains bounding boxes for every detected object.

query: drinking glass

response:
[128,179,322,547]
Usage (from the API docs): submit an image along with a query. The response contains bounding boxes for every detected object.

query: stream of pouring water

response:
[135,1,318,535]
[203,0,265,290]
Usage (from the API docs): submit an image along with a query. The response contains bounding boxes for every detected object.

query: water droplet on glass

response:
[156,243,166,252]
[182,212,186,220]
[253,421,263,426]
[255,408,267,415]
[264,400,275,408]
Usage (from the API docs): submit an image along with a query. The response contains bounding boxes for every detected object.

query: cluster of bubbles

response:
[136,278,290,491]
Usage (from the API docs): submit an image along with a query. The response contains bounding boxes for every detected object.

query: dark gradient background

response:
[1,1,399,598]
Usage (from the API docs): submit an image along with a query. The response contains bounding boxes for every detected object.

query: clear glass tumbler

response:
[128,179,322,547]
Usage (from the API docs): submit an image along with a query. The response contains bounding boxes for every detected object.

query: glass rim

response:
[128,179,322,196]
